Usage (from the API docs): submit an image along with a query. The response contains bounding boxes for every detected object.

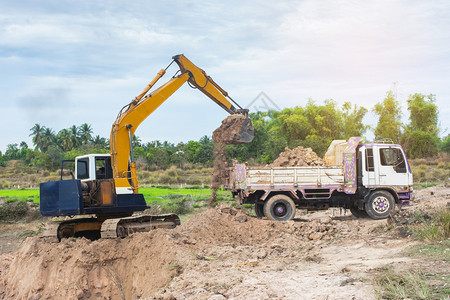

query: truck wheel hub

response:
[274,203,287,216]
[373,196,389,213]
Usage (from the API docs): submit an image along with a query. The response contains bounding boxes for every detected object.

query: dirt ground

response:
[0,185,448,300]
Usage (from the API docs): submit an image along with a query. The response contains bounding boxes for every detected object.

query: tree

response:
[56,129,73,152]
[132,135,142,148]
[29,123,45,151]
[195,135,213,164]
[92,135,108,149]
[79,123,93,145]
[5,144,20,160]
[40,128,55,152]
[69,125,80,148]
[402,93,439,158]
[373,90,402,143]
[440,135,450,153]
[19,141,28,149]
[407,93,438,132]
[341,102,368,138]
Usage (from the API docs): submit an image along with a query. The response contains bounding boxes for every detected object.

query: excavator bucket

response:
[212,114,254,145]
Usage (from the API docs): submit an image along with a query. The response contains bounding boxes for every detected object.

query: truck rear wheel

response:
[365,190,394,219]
[254,203,265,218]
[349,205,368,218]
[264,194,295,221]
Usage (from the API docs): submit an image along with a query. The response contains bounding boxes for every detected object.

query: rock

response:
[254,248,267,259]
[235,215,248,223]
[309,232,324,240]
[208,294,227,300]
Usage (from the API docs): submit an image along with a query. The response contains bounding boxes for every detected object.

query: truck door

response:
[361,147,378,186]
[377,147,409,186]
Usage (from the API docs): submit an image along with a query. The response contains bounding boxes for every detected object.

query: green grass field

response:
[0,189,40,203]
[0,187,230,205]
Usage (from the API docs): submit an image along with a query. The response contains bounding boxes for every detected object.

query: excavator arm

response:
[110,54,254,192]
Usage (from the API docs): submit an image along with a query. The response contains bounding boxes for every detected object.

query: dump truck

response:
[226,137,413,220]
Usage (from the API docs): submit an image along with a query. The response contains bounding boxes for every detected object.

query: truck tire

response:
[365,190,395,220]
[349,205,368,218]
[254,203,265,218]
[264,194,296,221]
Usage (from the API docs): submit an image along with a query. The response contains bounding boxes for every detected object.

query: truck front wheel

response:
[264,194,296,221]
[365,190,394,219]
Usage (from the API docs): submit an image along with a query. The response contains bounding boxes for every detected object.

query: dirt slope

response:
[0,185,448,299]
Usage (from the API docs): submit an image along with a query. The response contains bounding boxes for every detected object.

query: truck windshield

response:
[380,148,406,173]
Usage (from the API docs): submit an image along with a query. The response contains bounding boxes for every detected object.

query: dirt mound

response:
[271,146,325,167]
[0,208,303,299]
[0,229,178,299]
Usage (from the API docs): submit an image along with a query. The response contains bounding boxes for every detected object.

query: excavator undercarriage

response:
[43,214,181,242]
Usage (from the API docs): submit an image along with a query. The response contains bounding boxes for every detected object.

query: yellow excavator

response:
[40,54,254,241]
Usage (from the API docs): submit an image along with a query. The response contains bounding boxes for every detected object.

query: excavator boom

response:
[110,54,254,192]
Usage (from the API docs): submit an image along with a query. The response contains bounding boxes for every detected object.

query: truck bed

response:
[229,165,345,190]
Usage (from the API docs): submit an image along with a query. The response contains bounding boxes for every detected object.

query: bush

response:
[374,268,430,300]
[149,196,193,215]
[409,209,450,242]
[0,201,28,221]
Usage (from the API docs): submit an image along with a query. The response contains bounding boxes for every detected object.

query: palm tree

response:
[41,128,55,152]
[92,135,108,149]
[79,123,93,145]
[57,129,73,151]
[29,123,45,151]
[69,125,80,148]
[132,135,142,148]
[19,141,28,149]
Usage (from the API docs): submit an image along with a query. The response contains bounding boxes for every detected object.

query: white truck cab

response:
[359,144,413,188]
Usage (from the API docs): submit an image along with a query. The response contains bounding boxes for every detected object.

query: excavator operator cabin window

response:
[77,158,89,179]
[95,157,113,179]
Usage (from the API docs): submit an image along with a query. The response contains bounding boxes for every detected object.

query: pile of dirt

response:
[0,228,179,299]
[0,208,305,299]
[271,146,326,167]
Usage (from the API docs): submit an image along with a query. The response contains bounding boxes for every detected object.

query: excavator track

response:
[101,214,181,238]
[42,221,60,242]
[42,218,104,242]
[42,214,180,241]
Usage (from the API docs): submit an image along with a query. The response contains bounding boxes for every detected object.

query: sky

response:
[0,0,449,152]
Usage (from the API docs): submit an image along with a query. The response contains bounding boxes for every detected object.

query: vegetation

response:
[0,89,448,178]
[375,209,450,299]
[373,90,402,143]
[402,94,440,158]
